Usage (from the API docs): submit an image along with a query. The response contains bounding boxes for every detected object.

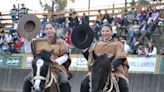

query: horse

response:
[90,51,120,92]
[31,56,60,92]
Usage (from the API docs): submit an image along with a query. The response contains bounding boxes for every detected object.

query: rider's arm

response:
[112,41,127,70]
[53,54,69,65]
[112,58,126,70]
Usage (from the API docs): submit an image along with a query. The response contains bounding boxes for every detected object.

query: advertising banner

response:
[0,56,22,68]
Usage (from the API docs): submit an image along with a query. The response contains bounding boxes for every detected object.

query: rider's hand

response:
[40,50,51,61]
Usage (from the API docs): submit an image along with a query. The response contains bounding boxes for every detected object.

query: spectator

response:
[81,13,89,25]
[96,10,103,25]
[73,12,80,29]
[120,38,130,55]
[53,15,59,30]
[102,10,110,23]
[40,15,48,38]
[61,15,66,28]
[15,38,24,52]
[10,4,18,27]
[129,20,140,43]
[4,30,13,44]
[145,42,157,56]
[1,41,10,53]
[68,13,73,28]
[19,4,28,19]
[137,42,145,56]
[130,35,139,54]
[0,30,5,52]
[63,31,73,53]
[132,20,140,34]
[42,15,48,25]
[111,21,118,38]
[9,43,18,53]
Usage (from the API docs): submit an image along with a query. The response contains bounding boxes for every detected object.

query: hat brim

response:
[17,14,41,40]
[71,24,94,49]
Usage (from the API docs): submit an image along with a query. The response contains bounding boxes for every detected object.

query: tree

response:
[137,0,149,5]
[39,0,74,12]
[130,0,137,6]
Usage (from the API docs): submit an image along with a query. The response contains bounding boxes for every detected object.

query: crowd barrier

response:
[0,69,164,92]
[0,54,164,92]
[0,54,164,74]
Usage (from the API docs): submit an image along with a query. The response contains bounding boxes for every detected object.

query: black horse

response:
[91,51,118,92]
[31,56,60,92]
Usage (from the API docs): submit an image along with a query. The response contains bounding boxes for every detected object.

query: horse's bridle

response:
[32,66,56,89]
[89,73,120,92]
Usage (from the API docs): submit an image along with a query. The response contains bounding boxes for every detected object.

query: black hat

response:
[71,24,94,49]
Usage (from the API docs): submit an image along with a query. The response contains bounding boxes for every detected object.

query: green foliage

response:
[56,0,67,12]
[39,0,69,12]
[137,0,149,5]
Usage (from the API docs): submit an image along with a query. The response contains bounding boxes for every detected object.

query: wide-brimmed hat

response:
[17,14,41,40]
[71,24,94,49]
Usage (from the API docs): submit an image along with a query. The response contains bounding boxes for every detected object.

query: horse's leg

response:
[23,74,33,92]
[59,82,71,92]
[45,83,60,92]
[80,75,90,92]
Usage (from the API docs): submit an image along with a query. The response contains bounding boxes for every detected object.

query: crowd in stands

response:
[0,6,163,56]
[10,4,29,26]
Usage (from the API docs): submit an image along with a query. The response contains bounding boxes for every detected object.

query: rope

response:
[104,74,120,92]
[45,73,58,89]
[89,72,92,92]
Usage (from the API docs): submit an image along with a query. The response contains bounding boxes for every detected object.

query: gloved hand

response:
[40,50,52,62]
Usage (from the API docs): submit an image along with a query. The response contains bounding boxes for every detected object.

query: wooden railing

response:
[0,2,163,29]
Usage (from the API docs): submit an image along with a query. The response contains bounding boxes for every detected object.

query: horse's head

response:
[32,55,52,92]
[91,51,114,92]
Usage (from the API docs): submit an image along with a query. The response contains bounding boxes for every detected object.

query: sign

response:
[70,56,157,72]
[127,57,156,72]
[26,57,33,68]
[0,56,22,68]
[70,58,88,69]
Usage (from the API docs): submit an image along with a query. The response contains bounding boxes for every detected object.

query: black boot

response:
[59,82,71,92]
[118,78,129,92]
[23,74,32,92]
[80,75,90,92]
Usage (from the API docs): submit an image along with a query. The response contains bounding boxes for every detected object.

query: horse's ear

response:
[92,51,98,60]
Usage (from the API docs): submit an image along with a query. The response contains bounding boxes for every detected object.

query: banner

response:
[0,56,22,68]
[127,57,156,72]
[26,56,33,68]
[70,56,156,72]
[70,58,88,69]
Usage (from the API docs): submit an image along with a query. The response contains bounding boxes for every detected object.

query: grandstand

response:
[0,2,164,92]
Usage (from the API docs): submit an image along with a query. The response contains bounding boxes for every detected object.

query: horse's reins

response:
[32,66,58,89]
[103,73,120,92]
[89,40,120,92]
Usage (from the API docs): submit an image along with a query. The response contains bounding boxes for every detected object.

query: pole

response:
[112,3,114,14]
[125,0,127,13]
[88,0,90,16]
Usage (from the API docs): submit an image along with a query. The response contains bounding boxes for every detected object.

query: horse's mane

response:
[91,51,114,92]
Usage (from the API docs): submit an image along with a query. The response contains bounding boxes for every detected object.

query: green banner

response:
[0,56,22,68]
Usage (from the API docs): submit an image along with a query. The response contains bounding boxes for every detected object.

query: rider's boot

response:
[59,82,71,92]
[118,78,129,92]
[80,75,90,92]
[23,74,32,92]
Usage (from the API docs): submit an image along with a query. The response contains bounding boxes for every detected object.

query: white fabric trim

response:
[55,54,68,65]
